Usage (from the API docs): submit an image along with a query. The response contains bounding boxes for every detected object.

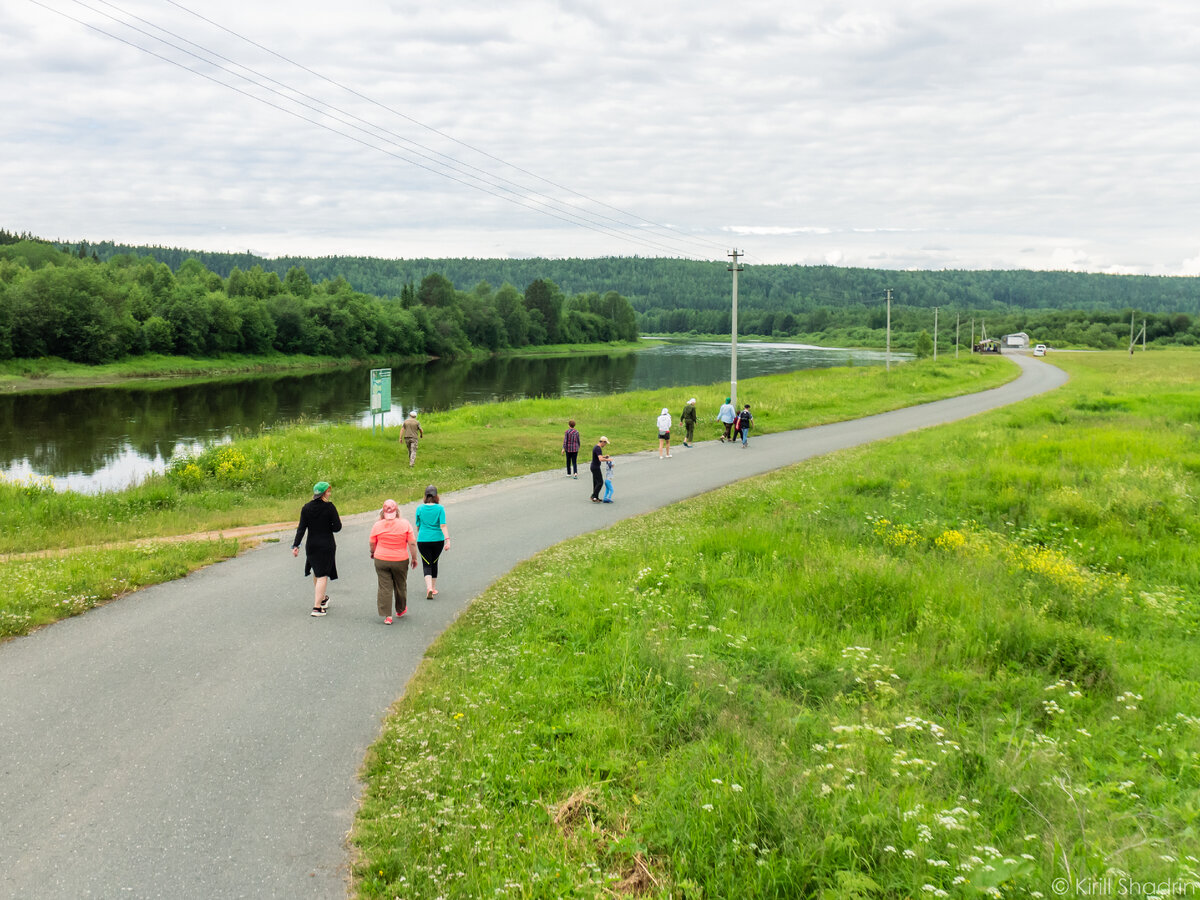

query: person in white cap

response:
[400,409,423,467]
[589,436,610,502]
[656,408,673,458]
[680,398,698,447]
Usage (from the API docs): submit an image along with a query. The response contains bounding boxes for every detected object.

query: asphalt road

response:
[0,355,1067,899]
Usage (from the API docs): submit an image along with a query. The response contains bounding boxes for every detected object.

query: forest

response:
[55,234,1200,349]
[3,228,1199,359]
[0,236,639,365]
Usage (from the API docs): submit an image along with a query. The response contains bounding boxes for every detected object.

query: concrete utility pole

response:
[933,306,939,360]
[885,287,893,371]
[728,249,744,406]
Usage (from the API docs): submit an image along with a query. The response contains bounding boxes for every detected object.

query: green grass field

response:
[350,350,1200,898]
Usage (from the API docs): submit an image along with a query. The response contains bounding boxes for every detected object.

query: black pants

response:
[418,540,444,578]
[591,468,603,499]
[565,451,578,475]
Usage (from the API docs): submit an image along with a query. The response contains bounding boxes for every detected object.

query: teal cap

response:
[313,481,330,495]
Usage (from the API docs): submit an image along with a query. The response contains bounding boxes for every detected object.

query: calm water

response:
[2,342,894,493]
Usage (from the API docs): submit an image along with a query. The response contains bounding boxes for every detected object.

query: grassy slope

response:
[352,350,1200,899]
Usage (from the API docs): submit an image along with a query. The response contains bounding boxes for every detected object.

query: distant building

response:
[1003,332,1030,349]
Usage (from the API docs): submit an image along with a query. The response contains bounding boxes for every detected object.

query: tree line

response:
[64,237,1200,316]
[50,235,1200,349]
[8,228,1200,353]
[0,240,639,365]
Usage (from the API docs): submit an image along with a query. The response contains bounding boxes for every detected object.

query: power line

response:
[53,0,703,259]
[30,0,728,260]
[158,0,730,259]
[83,0,718,259]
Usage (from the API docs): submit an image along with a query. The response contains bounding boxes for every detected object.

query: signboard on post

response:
[369,368,392,434]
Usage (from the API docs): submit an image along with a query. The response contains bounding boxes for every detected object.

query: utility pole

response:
[728,249,744,407]
[885,288,893,371]
[956,313,960,359]
[933,306,939,360]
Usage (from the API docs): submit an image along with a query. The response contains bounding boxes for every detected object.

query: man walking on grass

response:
[401,410,423,467]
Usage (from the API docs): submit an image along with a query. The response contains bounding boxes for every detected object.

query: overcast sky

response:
[5,0,1200,273]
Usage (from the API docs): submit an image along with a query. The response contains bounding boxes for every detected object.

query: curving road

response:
[0,355,1066,899]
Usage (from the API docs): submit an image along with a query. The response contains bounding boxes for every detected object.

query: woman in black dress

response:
[292,481,342,617]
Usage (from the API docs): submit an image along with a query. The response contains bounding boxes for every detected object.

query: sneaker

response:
[384,616,393,625]
[321,596,330,610]
[666,454,672,458]
[311,607,327,617]
[397,608,407,617]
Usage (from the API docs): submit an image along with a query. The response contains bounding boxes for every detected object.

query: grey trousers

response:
[374,558,408,616]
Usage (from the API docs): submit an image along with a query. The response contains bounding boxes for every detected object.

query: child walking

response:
[602,454,615,503]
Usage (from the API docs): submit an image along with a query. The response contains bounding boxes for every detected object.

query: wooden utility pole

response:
[956,313,960,359]
[933,306,939,360]
[728,249,744,406]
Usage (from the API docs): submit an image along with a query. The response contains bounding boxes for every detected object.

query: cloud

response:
[4,0,1200,272]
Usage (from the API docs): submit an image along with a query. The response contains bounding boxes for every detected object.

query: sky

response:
[5,0,1200,274]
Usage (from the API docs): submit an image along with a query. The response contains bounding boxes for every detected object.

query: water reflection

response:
[1,342,896,492]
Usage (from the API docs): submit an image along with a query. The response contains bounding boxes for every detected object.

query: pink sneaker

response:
[384,616,393,625]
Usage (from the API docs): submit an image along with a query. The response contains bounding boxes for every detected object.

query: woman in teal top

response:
[414,484,450,599]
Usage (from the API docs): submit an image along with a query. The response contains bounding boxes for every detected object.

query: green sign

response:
[370,368,392,413]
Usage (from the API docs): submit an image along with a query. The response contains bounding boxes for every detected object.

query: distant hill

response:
[65,239,1200,317]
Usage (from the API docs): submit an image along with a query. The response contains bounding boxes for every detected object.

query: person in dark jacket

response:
[589,436,610,502]
[292,481,342,617]
[680,398,697,447]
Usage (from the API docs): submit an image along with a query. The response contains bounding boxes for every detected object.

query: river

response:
[1,342,895,493]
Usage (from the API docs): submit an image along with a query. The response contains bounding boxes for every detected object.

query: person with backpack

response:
[737,404,754,448]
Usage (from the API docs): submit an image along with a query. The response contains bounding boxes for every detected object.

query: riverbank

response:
[0,355,1014,637]
[0,340,649,394]
[352,349,1200,898]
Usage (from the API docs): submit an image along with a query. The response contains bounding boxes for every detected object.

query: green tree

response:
[524,278,563,343]
[915,330,933,358]
[284,266,314,299]
[142,315,174,354]
[418,273,457,308]
[494,284,532,347]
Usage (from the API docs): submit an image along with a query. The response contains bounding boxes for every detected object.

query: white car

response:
[1033,344,1047,356]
